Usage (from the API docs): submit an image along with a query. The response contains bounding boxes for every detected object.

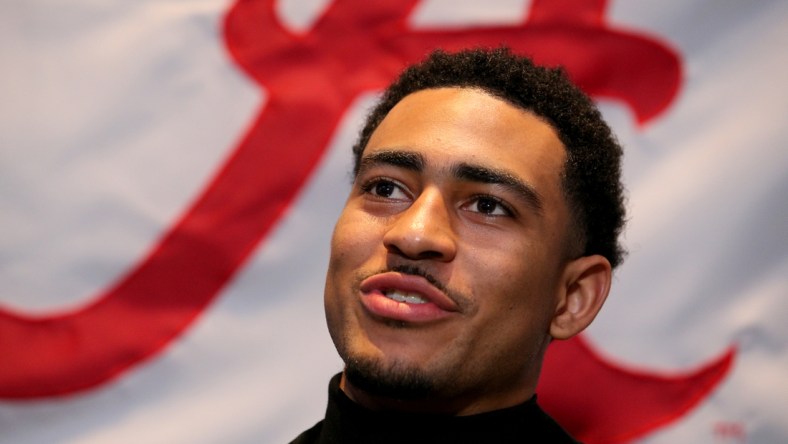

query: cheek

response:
[326,209,385,295]
[461,241,558,327]
[325,214,360,341]
[329,211,374,268]
[462,239,531,287]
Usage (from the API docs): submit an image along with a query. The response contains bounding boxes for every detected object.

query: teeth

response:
[384,290,428,304]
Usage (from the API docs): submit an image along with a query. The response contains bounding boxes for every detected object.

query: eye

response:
[465,196,513,217]
[361,178,409,200]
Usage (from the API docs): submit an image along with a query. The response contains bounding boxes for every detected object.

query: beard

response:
[343,354,438,400]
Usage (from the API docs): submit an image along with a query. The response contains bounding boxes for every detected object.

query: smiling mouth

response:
[384,290,429,304]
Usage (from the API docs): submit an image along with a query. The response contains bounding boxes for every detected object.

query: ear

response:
[550,255,612,340]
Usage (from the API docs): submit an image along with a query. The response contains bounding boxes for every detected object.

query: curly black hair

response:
[352,47,626,269]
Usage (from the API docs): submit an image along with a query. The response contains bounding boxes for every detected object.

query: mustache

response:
[390,264,450,295]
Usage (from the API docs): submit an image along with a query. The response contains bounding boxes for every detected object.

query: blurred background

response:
[1,0,786,442]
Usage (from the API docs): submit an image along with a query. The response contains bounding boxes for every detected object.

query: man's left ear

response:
[550,255,612,340]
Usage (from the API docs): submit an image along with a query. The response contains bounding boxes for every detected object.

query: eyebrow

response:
[451,163,544,214]
[357,150,425,175]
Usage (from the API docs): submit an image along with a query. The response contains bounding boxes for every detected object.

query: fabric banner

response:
[1,0,786,442]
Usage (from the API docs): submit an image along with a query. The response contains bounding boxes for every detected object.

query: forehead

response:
[365,87,566,191]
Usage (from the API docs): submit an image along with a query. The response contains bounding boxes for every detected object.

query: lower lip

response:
[361,291,455,323]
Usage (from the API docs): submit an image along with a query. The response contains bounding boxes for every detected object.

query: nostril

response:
[385,243,405,257]
[385,242,442,261]
[417,250,443,260]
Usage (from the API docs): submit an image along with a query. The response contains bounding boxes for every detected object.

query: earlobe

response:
[550,255,612,340]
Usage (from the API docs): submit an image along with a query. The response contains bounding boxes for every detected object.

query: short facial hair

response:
[339,264,471,400]
[344,356,435,400]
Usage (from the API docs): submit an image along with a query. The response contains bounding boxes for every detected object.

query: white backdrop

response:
[1,0,786,442]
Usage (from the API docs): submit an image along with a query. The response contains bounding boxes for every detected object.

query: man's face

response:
[324,87,573,414]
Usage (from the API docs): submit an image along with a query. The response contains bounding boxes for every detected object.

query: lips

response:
[359,272,459,323]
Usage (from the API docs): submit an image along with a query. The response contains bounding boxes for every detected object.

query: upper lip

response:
[359,271,460,312]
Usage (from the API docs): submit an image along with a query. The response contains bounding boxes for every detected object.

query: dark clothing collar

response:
[291,373,580,443]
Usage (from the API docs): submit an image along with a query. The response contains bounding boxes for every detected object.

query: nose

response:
[383,188,457,262]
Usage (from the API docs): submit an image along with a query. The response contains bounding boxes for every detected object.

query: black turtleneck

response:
[290,374,580,443]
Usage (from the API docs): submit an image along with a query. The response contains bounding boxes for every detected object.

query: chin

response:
[342,352,439,400]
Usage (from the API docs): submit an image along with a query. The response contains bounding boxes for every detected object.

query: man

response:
[292,47,626,443]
